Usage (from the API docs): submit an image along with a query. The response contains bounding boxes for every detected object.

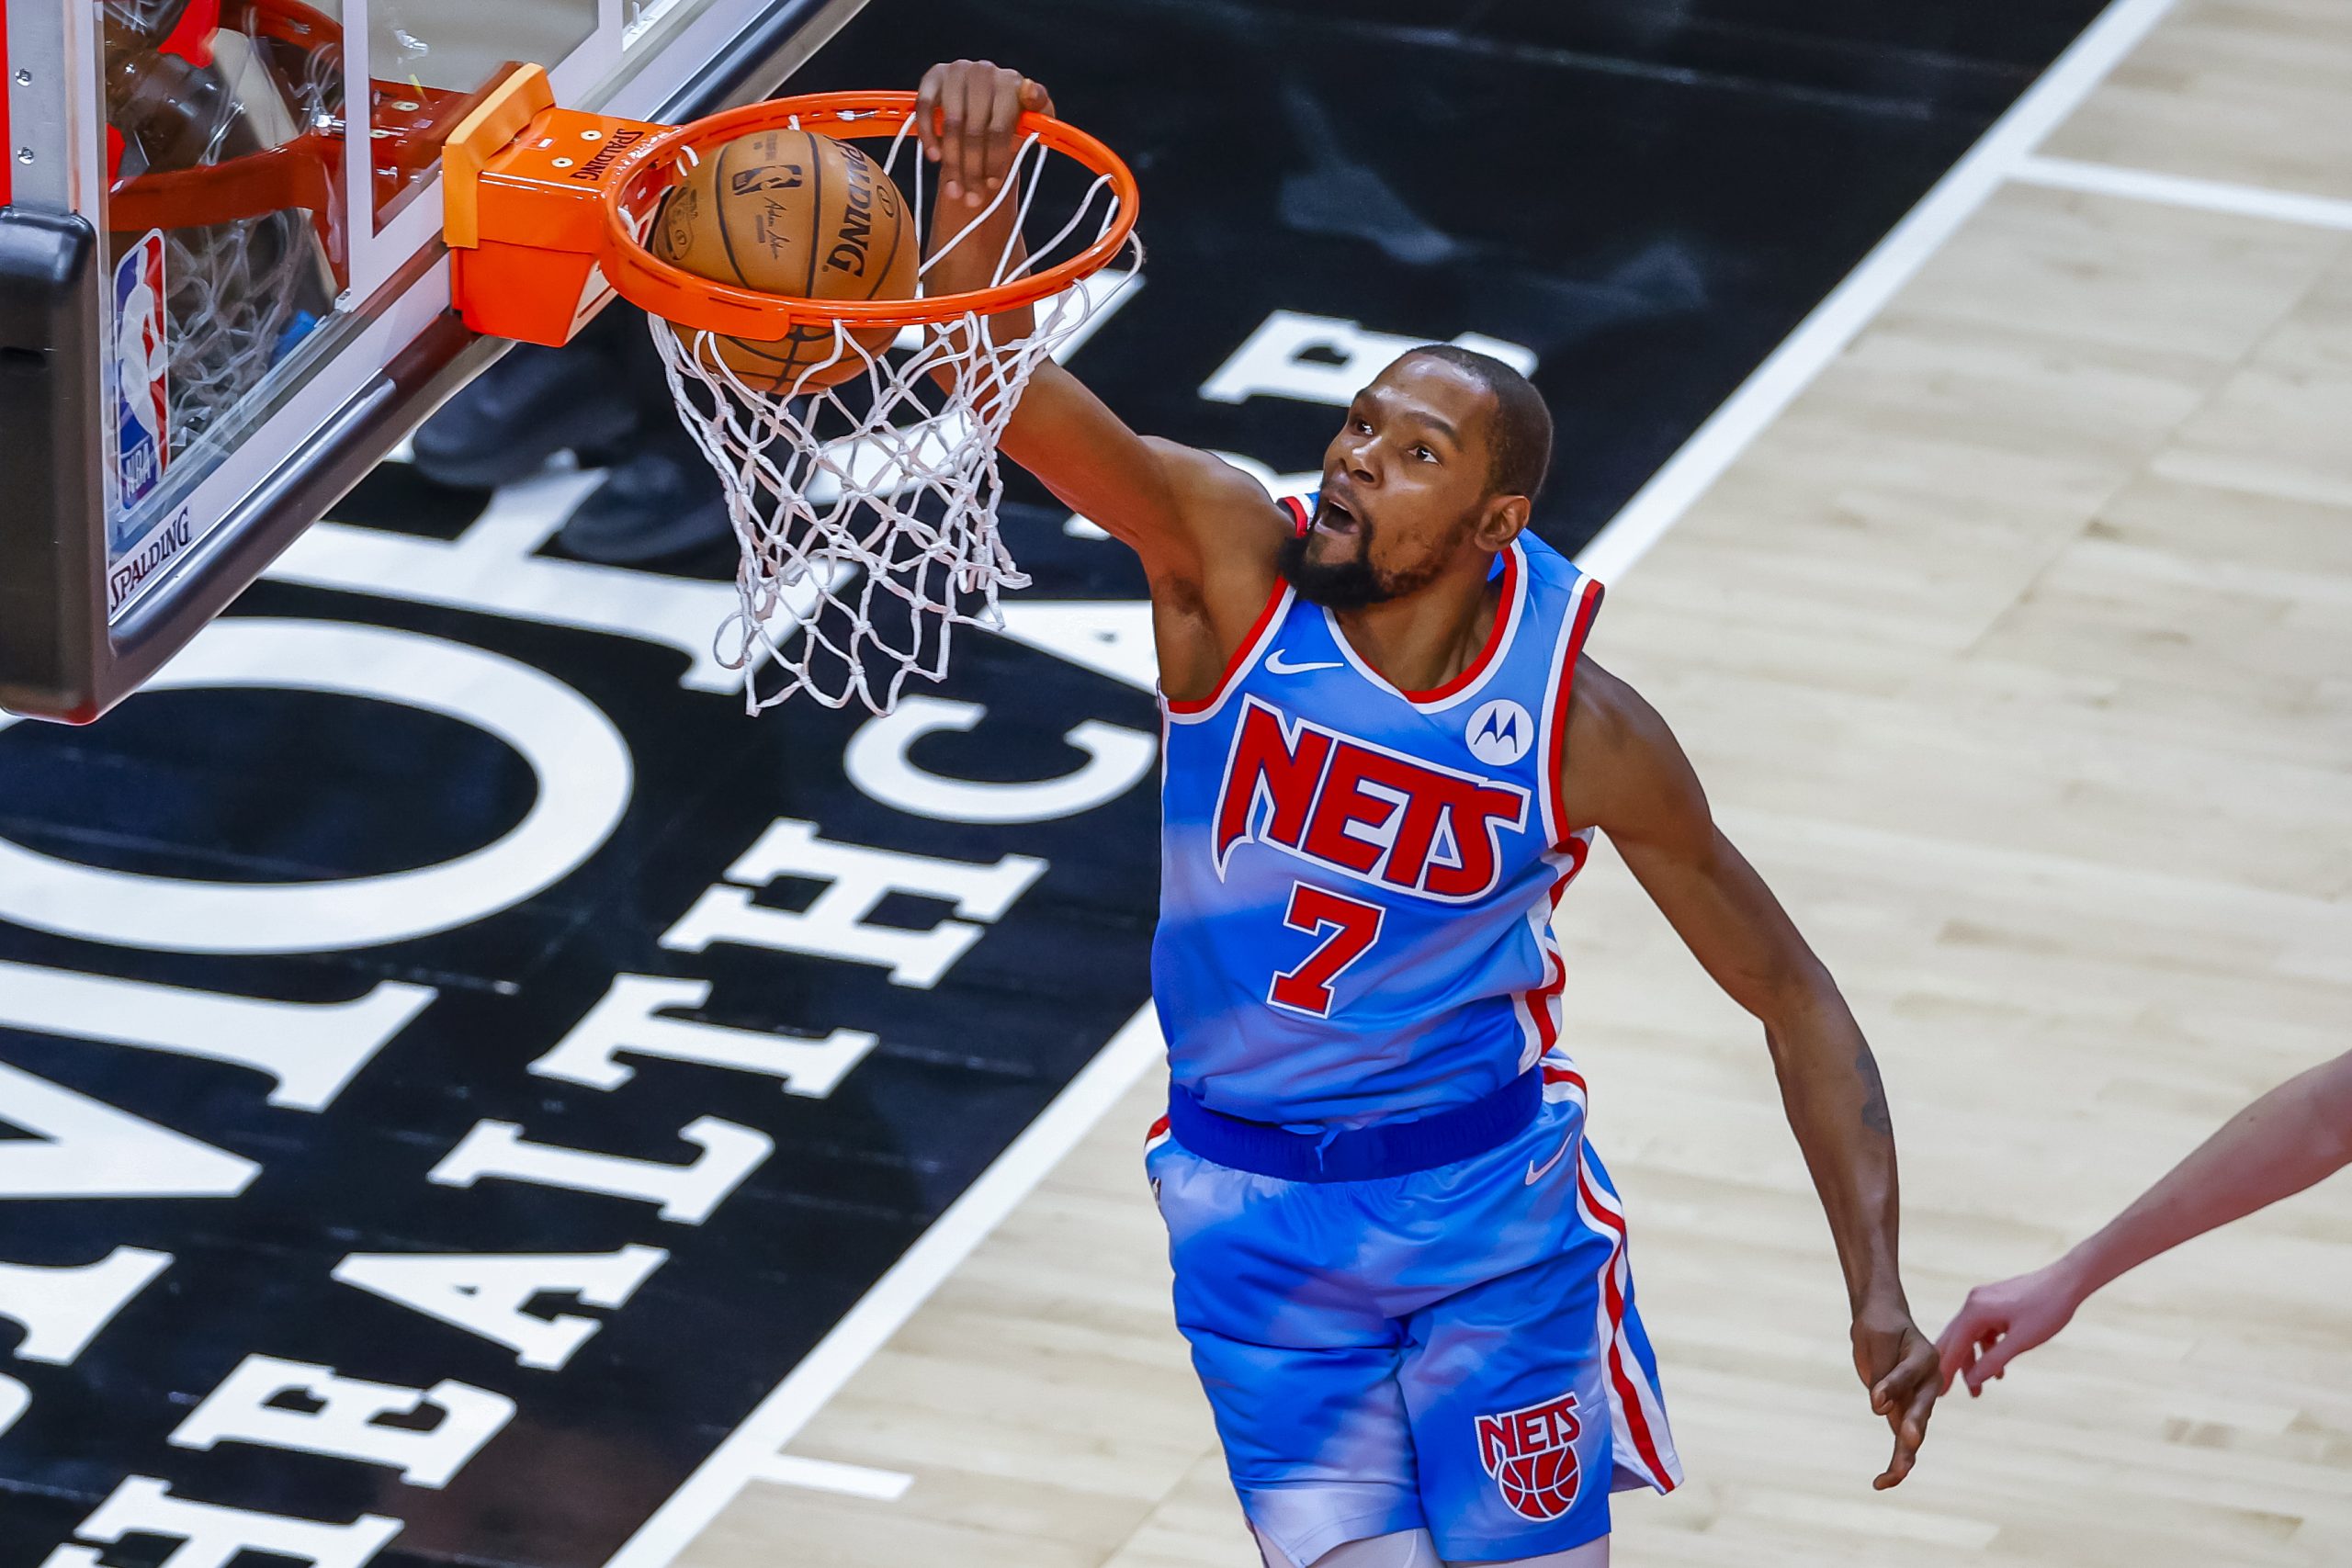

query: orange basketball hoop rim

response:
[441,70,1142,347]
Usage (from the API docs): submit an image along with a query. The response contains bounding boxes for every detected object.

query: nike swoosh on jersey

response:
[1265,650,1343,675]
[1525,1136,1571,1186]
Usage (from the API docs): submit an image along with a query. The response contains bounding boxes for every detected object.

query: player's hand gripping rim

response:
[1854,1298,1939,1489]
[915,60,1054,208]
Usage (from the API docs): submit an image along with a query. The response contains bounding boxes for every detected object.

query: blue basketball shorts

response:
[1145,1058,1682,1567]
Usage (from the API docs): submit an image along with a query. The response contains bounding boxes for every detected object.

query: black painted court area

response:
[0,3,2102,1564]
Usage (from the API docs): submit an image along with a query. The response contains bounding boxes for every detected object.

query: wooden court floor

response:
[672,2,2352,1562]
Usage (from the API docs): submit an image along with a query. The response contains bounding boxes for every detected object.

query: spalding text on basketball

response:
[826,154,880,276]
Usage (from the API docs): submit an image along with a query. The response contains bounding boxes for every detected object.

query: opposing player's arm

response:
[1562,658,1939,1491]
[911,60,1285,692]
[1939,1048,2352,1395]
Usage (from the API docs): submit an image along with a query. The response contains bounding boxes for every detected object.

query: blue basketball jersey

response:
[1153,496,1606,1126]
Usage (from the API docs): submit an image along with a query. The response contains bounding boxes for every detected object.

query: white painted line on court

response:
[605,1002,1167,1568]
[2012,154,2352,231]
[749,1455,917,1502]
[1574,0,2179,585]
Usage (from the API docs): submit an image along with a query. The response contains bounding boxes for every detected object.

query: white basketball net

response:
[164,209,314,449]
[639,119,1139,715]
[151,29,340,452]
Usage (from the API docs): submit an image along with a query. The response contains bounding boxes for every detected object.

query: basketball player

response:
[916,60,1941,1568]
[1940,1048,2352,1397]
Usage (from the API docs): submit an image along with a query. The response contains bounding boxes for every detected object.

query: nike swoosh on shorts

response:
[1265,650,1342,675]
[1525,1136,1571,1186]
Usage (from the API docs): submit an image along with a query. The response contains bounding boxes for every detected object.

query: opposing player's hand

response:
[1936,1260,2085,1397]
[1853,1300,1939,1489]
[915,60,1054,208]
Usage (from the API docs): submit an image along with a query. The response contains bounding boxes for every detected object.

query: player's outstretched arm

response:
[911,60,1283,698]
[1563,657,1938,1491]
[1939,1049,2352,1396]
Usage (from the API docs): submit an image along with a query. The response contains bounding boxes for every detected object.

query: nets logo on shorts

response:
[1476,1391,1583,1521]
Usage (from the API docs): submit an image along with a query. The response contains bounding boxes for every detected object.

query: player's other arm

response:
[1563,657,1938,1491]
[911,60,1283,695]
[1939,1049,2352,1394]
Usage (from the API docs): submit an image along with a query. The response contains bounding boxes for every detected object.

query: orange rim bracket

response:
[442,67,668,345]
[441,63,556,249]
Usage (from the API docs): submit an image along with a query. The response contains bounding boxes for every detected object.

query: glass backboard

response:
[0,0,871,720]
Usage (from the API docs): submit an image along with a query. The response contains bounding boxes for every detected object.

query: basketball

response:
[650,127,917,393]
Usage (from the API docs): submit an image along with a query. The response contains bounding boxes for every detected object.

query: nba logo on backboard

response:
[1476,1391,1582,1521]
[111,229,170,511]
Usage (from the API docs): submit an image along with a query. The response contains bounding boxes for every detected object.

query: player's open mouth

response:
[1316,496,1362,536]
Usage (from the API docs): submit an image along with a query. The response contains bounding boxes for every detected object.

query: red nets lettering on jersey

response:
[1212,695,1529,900]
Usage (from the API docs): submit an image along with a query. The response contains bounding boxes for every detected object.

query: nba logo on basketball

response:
[1476,1391,1583,1521]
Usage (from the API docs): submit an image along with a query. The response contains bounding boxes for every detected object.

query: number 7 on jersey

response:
[1268,882,1385,1017]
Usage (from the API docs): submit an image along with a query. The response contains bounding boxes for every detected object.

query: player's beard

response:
[1277,509,1456,609]
[1277,526,1391,608]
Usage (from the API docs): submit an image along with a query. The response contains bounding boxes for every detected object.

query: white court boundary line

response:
[749,1455,915,1502]
[605,1003,1168,1566]
[605,3,2183,1562]
[2012,153,2352,231]
[1575,0,2179,583]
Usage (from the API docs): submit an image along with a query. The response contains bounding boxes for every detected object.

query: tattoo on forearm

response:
[1855,1042,1894,1136]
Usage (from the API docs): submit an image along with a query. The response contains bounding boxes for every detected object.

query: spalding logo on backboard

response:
[111,229,170,514]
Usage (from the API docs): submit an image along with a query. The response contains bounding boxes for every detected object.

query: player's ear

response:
[1474,493,1531,551]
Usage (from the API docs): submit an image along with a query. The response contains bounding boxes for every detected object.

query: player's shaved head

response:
[1398,345,1553,502]
[1293,347,1548,610]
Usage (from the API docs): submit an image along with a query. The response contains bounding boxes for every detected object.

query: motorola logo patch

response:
[1464,699,1534,766]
